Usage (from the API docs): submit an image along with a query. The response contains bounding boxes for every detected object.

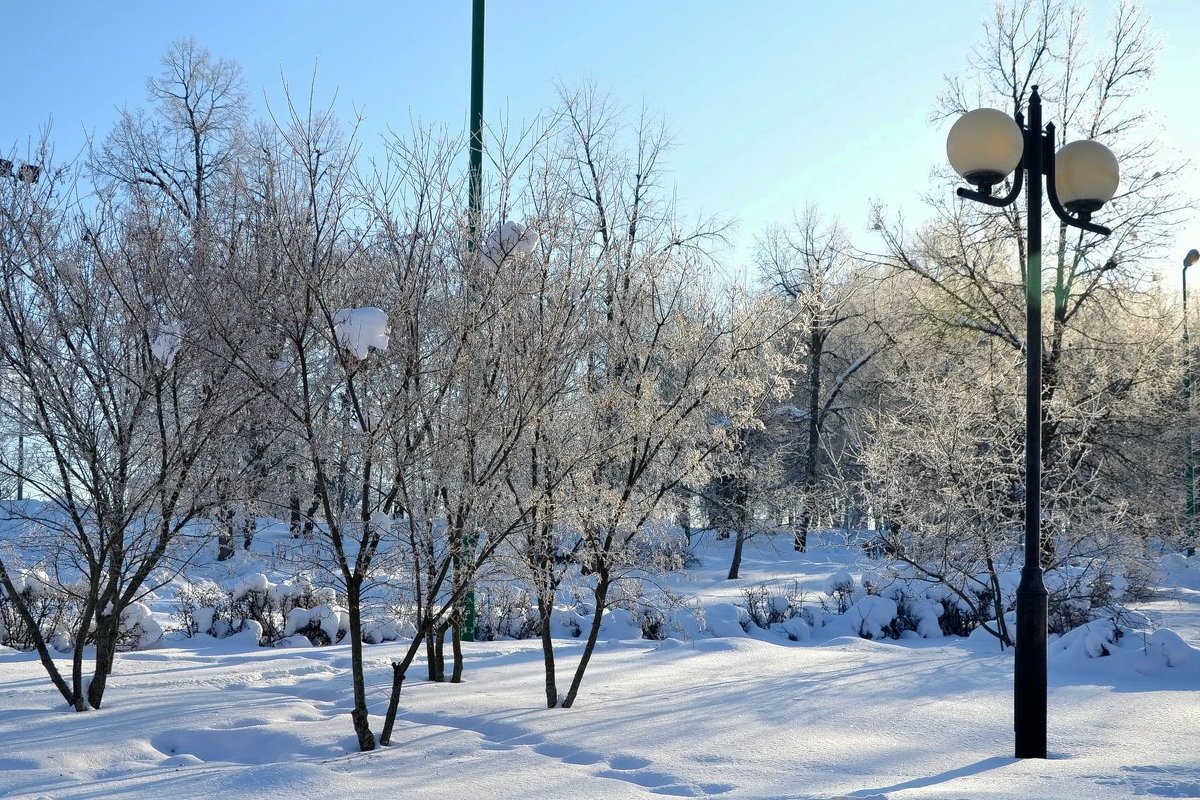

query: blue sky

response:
[2,1,1197,284]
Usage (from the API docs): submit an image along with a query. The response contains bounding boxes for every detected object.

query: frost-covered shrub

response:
[0,570,82,651]
[822,571,857,614]
[176,575,342,646]
[740,582,807,633]
[609,578,684,641]
[115,601,163,650]
[283,604,348,645]
[473,584,539,641]
[845,595,899,640]
[362,616,413,644]
[176,579,232,638]
[636,605,668,640]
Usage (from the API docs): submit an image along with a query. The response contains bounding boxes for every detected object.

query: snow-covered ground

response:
[2,530,1198,800]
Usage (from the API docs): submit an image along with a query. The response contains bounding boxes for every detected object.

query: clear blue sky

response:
[2,1,1197,285]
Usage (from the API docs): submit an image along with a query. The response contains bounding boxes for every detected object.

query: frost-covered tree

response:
[755,211,885,551]
[0,151,241,710]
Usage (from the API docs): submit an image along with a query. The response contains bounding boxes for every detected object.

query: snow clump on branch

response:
[332,308,390,360]
[482,220,538,268]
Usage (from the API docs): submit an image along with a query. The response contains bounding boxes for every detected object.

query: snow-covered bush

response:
[283,604,348,646]
[845,595,899,640]
[361,616,413,644]
[115,602,163,650]
[0,570,82,652]
[175,579,232,638]
[473,584,539,641]
[176,575,344,646]
[822,571,857,614]
[740,582,808,634]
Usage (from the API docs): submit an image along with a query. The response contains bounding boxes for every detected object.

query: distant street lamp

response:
[1185,247,1200,556]
[2,157,40,502]
[946,86,1119,759]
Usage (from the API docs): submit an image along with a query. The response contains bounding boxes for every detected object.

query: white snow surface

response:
[1,530,1199,799]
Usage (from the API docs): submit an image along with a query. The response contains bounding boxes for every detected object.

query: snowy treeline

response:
[0,1,1194,752]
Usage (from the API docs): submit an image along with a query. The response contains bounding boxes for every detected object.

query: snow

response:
[1,528,1198,799]
[332,307,390,359]
[482,220,539,268]
[150,322,183,367]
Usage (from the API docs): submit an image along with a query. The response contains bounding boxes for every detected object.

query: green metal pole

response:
[1186,249,1199,556]
[461,0,484,642]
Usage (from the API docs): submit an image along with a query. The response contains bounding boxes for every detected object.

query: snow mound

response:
[845,595,898,640]
[1139,629,1195,672]
[704,603,746,637]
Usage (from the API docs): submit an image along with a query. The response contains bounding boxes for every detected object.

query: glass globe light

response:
[1055,140,1119,215]
[946,108,1024,189]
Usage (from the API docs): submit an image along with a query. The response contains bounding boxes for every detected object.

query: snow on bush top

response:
[332,307,389,360]
[9,569,55,597]
[232,573,270,600]
[482,220,538,268]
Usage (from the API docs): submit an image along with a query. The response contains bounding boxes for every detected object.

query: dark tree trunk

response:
[0,565,79,708]
[537,593,558,708]
[241,510,255,551]
[346,580,376,751]
[796,328,824,553]
[380,634,426,745]
[217,513,235,561]
[561,574,610,709]
[87,617,120,709]
[450,616,464,684]
[728,528,747,579]
[727,481,749,579]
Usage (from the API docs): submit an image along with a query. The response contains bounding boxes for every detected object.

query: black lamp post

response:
[946,86,1119,759]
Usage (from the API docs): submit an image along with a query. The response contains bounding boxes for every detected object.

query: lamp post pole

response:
[2,158,38,503]
[1013,88,1048,761]
[460,0,485,644]
[1186,248,1200,556]
[947,86,1118,759]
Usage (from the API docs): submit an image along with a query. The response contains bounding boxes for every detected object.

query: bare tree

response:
[756,210,885,551]
[0,150,240,710]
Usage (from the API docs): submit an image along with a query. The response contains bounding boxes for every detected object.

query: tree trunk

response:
[345,580,376,751]
[87,618,120,709]
[794,509,810,553]
[450,616,464,684]
[561,575,610,709]
[0,565,79,708]
[727,481,749,578]
[727,528,746,579]
[241,510,255,551]
[537,593,558,708]
[217,513,235,561]
[380,635,426,745]
[797,328,824,553]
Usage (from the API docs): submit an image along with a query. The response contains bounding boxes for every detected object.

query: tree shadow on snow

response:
[846,755,1011,797]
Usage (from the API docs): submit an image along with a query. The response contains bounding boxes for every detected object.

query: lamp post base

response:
[1014,564,1048,759]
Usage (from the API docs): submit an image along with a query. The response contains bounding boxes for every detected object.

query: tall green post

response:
[1186,248,1199,556]
[461,0,485,641]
